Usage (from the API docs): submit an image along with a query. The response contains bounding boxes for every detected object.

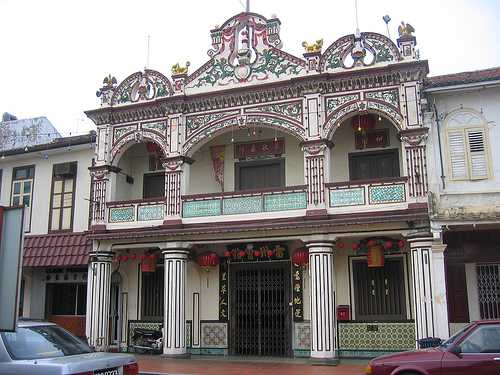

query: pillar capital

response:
[88,251,113,263]
[406,233,433,248]
[431,240,447,253]
[305,242,335,254]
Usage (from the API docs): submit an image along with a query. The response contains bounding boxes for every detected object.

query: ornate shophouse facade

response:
[84,12,448,360]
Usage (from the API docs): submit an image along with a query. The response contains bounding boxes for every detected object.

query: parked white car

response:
[0,320,138,375]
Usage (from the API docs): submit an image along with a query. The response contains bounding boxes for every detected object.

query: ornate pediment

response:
[185,12,305,89]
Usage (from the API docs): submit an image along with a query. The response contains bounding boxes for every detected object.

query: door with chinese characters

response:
[229,261,292,357]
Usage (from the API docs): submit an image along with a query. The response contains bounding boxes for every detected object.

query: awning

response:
[23,232,90,267]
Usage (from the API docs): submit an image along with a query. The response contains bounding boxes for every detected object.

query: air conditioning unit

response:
[54,163,77,177]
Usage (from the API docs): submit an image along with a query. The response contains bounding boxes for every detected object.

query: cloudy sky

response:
[1,0,499,135]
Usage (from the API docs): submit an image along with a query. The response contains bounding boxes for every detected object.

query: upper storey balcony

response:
[103,112,426,230]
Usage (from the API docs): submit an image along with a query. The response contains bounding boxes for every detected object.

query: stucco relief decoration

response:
[186,13,305,88]
[96,74,118,106]
[109,69,173,106]
[185,112,236,137]
[399,128,428,147]
[110,127,167,165]
[365,89,400,109]
[320,32,401,71]
[245,101,303,123]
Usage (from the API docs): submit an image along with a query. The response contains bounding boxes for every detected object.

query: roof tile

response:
[425,66,500,89]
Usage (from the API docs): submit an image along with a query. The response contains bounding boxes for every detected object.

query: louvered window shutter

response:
[467,129,488,179]
[448,130,468,179]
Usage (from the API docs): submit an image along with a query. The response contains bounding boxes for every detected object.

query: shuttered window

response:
[467,129,488,179]
[447,127,490,180]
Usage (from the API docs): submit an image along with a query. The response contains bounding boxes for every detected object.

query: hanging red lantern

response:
[336,241,345,250]
[351,114,376,132]
[292,248,309,267]
[384,240,393,250]
[224,250,232,258]
[146,141,161,154]
[254,250,261,258]
[267,250,274,258]
[121,255,129,262]
[141,253,157,273]
[197,251,220,271]
[130,254,137,261]
[238,250,246,259]
[367,239,377,247]
[398,240,406,249]
[352,243,359,251]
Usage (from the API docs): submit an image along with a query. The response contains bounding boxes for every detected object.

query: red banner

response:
[210,145,225,191]
[234,139,284,159]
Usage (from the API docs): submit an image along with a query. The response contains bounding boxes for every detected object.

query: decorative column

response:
[89,165,119,231]
[302,141,332,215]
[400,128,429,200]
[307,242,337,362]
[163,157,192,226]
[85,250,113,351]
[408,235,436,345]
[431,240,450,339]
[162,243,190,357]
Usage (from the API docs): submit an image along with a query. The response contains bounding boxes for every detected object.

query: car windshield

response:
[1,325,92,360]
[439,323,473,350]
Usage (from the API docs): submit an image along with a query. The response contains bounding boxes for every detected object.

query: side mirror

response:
[450,345,462,357]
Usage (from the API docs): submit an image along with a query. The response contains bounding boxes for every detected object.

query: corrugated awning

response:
[23,232,90,267]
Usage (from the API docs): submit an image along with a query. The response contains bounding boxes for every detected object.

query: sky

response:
[1,0,499,136]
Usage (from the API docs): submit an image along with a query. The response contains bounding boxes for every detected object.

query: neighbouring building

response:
[425,67,500,335]
[82,11,448,361]
[0,114,95,338]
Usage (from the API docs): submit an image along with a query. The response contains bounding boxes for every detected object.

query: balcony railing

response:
[107,198,165,223]
[182,185,308,218]
[326,177,408,210]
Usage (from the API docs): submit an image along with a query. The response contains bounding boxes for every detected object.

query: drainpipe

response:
[433,101,446,190]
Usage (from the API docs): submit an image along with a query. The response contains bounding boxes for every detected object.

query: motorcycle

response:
[130,325,163,354]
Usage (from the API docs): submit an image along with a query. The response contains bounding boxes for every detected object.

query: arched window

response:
[445,109,492,181]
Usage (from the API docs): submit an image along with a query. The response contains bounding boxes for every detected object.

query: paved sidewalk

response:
[136,355,367,375]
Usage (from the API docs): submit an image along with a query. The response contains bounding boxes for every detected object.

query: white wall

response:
[188,129,304,195]
[428,85,500,196]
[0,145,93,235]
[329,118,403,182]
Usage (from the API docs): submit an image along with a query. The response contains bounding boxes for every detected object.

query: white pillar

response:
[431,241,450,339]
[85,251,113,351]
[409,236,435,345]
[307,242,336,361]
[162,245,190,357]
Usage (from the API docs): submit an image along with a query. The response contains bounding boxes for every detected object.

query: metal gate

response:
[229,261,292,357]
[477,263,500,319]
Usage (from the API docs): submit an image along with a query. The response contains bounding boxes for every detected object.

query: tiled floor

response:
[136,355,368,375]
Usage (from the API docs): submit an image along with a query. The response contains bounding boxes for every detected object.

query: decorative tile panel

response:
[339,322,415,351]
[329,187,365,207]
[245,101,302,122]
[200,322,228,348]
[294,321,310,350]
[138,204,165,221]
[109,206,134,223]
[186,321,192,348]
[264,192,307,212]
[369,184,406,204]
[326,94,359,115]
[365,89,400,108]
[223,196,262,215]
[182,199,221,218]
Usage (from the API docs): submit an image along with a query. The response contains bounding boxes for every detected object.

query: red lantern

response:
[352,243,359,251]
[367,239,377,247]
[254,250,261,258]
[337,241,345,249]
[384,241,393,250]
[351,114,376,132]
[121,255,129,262]
[146,141,161,154]
[292,248,309,267]
[398,240,406,249]
[238,250,246,258]
[197,251,220,271]
[141,254,157,273]
[140,254,147,261]
[267,250,274,258]
[224,250,232,258]
[130,254,137,261]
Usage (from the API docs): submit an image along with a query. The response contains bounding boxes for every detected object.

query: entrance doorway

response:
[229,261,292,357]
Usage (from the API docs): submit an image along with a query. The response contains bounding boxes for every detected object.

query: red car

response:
[365,320,500,375]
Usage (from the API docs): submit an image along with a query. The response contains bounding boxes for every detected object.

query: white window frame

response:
[11,166,35,232]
